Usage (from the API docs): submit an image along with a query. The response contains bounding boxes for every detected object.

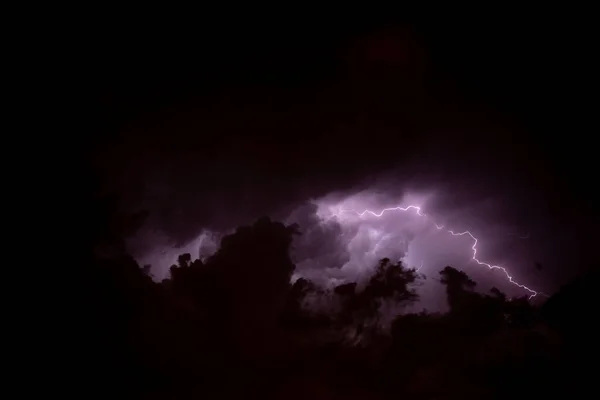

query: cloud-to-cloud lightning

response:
[330,205,544,299]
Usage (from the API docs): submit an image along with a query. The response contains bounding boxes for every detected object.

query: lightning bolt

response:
[416,260,424,272]
[331,205,545,299]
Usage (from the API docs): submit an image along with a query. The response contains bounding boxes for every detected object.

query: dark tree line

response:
[82,210,595,398]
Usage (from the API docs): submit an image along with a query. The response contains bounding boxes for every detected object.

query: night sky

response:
[86,17,596,305]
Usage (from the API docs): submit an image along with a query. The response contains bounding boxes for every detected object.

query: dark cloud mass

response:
[74,16,600,398]
[285,203,350,276]
[91,21,595,310]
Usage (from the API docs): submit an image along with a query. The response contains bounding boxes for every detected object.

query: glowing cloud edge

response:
[328,205,546,300]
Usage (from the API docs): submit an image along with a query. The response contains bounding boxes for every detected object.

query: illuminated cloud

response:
[137,187,547,310]
[292,189,543,301]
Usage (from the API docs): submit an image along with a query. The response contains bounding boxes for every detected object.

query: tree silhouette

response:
[364,258,419,305]
[282,277,332,330]
[330,258,420,343]
[80,208,575,398]
[439,265,477,312]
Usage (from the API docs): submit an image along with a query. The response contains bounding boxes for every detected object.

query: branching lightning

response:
[330,205,545,299]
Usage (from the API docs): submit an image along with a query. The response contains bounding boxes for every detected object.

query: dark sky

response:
[85,17,597,290]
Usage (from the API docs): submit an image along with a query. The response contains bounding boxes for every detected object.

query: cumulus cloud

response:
[134,178,554,311]
[285,202,351,286]
[285,188,547,306]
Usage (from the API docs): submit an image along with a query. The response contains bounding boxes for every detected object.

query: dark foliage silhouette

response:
[84,212,591,398]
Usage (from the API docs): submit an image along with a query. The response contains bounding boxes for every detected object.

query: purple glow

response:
[290,191,545,300]
[137,189,546,307]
